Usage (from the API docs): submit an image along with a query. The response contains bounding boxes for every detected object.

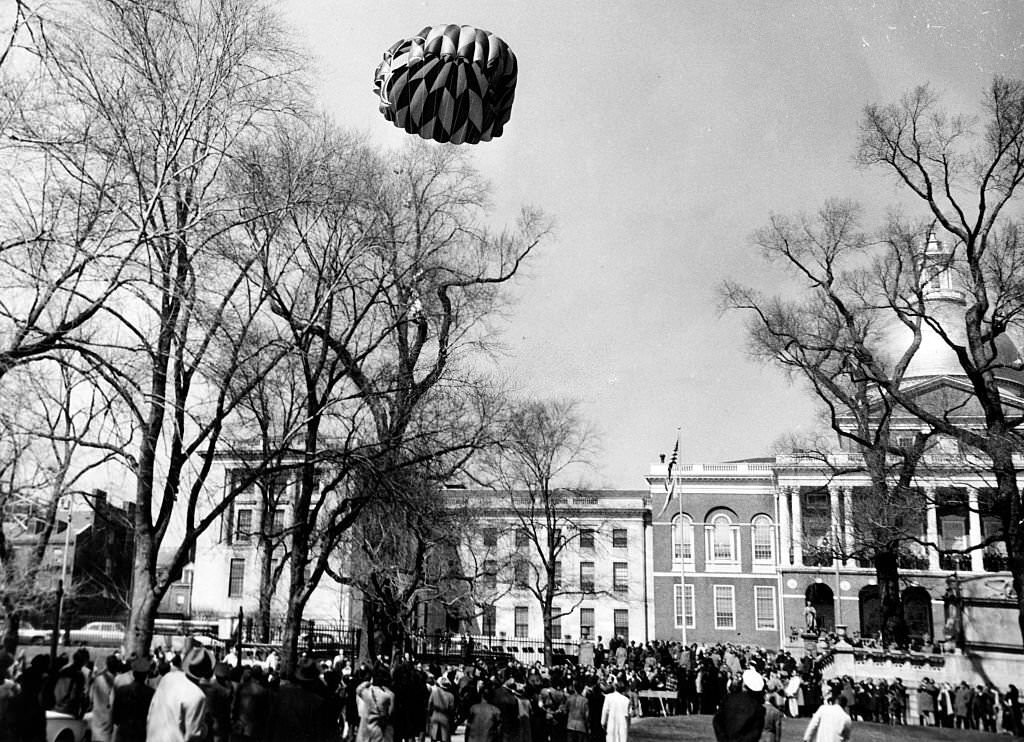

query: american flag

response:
[665,435,679,493]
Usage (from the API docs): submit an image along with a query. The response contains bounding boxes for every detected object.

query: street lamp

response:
[49,494,73,664]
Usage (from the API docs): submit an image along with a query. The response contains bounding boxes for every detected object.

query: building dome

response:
[875,290,1024,389]
[873,230,1024,392]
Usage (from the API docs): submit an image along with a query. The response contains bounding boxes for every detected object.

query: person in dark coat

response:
[52,647,90,718]
[111,656,155,742]
[267,657,339,742]
[17,654,49,742]
[585,677,605,742]
[204,661,235,742]
[231,665,270,742]
[493,670,523,742]
[391,661,427,742]
[712,669,766,742]
[465,683,502,742]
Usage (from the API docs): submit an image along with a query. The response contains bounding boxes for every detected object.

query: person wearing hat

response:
[356,665,396,742]
[146,645,213,742]
[204,662,234,742]
[267,655,340,742]
[712,668,766,742]
[428,672,457,742]
[111,656,156,742]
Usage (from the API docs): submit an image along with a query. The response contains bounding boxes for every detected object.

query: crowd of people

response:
[0,634,1021,741]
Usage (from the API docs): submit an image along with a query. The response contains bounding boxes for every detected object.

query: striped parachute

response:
[373,24,517,145]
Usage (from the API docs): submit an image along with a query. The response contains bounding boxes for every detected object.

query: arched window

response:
[752,514,775,565]
[672,514,694,562]
[858,584,881,640]
[705,512,739,565]
[903,586,934,641]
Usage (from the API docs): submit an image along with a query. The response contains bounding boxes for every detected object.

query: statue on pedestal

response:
[943,574,964,648]
[803,600,818,634]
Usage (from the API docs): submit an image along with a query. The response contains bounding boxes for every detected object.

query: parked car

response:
[17,621,52,645]
[46,710,91,742]
[68,620,125,646]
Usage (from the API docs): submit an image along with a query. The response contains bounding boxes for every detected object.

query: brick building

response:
[646,461,782,647]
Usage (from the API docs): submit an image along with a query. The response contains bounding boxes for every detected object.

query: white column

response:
[778,487,792,568]
[968,489,984,572]
[791,487,803,568]
[843,486,854,563]
[829,487,843,565]
[925,487,940,571]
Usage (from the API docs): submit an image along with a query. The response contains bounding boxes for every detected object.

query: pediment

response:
[877,375,1024,422]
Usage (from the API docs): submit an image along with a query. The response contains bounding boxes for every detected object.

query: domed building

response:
[647,230,1021,658]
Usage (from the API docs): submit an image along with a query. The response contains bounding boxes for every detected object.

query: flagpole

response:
[665,429,685,648]
[677,475,687,648]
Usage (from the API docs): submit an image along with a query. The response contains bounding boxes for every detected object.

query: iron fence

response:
[411,632,580,665]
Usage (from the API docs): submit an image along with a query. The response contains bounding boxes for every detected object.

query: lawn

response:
[629,714,1003,742]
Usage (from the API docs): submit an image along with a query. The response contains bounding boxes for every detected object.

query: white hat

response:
[742,668,765,692]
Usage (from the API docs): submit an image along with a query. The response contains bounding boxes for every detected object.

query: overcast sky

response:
[279,1,1024,489]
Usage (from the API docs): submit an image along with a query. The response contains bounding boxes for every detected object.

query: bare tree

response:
[721,201,944,644]
[2,0,308,656]
[337,473,479,662]
[237,124,550,675]
[854,77,1024,644]
[472,398,602,664]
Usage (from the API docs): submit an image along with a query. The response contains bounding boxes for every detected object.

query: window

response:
[579,528,595,549]
[579,562,595,593]
[483,528,498,547]
[579,607,594,639]
[713,585,735,629]
[551,528,563,548]
[551,607,562,639]
[515,606,529,638]
[181,567,193,586]
[672,514,694,562]
[482,605,496,636]
[612,529,627,548]
[752,515,775,563]
[483,560,498,591]
[613,609,629,641]
[711,515,736,560]
[513,559,529,588]
[235,509,252,543]
[801,489,833,567]
[754,586,777,630]
[673,584,695,629]
[982,516,1008,570]
[940,517,967,551]
[516,528,530,547]
[228,559,245,598]
[552,561,562,590]
[612,562,628,593]
[272,508,285,535]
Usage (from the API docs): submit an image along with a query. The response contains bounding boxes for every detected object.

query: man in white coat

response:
[803,692,852,742]
[601,679,631,742]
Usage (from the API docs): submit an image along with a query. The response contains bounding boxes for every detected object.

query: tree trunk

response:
[988,434,1024,646]
[124,560,160,658]
[542,586,554,666]
[875,548,906,647]
[256,541,274,643]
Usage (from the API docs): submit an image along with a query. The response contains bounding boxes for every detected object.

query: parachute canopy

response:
[373,24,517,145]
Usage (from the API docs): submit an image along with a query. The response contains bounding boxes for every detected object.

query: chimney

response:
[659,454,666,463]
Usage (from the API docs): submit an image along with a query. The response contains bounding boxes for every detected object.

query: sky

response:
[278,1,1024,489]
